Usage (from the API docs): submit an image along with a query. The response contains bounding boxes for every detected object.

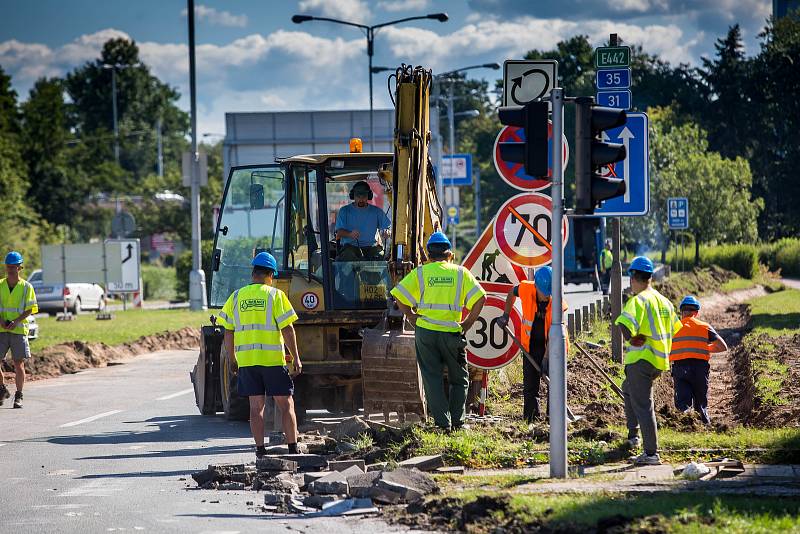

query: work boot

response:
[630,452,661,466]
[0,384,9,406]
[255,445,267,459]
[13,391,22,409]
[625,436,641,449]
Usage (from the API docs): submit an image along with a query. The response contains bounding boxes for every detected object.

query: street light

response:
[102,62,140,165]
[371,66,392,75]
[292,12,449,151]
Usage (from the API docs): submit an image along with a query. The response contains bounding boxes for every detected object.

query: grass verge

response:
[31,309,208,351]
[747,289,800,337]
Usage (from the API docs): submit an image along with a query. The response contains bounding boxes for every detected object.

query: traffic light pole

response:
[548,87,568,479]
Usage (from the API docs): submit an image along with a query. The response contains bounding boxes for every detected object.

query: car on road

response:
[27,269,107,315]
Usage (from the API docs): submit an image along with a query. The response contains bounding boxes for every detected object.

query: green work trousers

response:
[414,326,469,430]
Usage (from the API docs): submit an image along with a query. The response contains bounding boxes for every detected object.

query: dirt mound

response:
[1,327,200,381]
[655,266,737,302]
[733,333,800,428]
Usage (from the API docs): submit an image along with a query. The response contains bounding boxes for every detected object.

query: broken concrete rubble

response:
[308,470,349,495]
[398,454,444,472]
[328,459,366,472]
[330,416,370,442]
[255,457,297,472]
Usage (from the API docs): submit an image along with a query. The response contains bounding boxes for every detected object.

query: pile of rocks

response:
[190,416,449,515]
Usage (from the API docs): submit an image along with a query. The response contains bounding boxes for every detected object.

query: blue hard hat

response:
[534,266,552,297]
[680,295,701,310]
[4,251,23,265]
[628,256,654,274]
[426,231,452,249]
[251,252,278,275]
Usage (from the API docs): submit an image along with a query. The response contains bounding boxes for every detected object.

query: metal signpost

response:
[668,197,689,272]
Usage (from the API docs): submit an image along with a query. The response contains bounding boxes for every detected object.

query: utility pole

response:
[110,68,119,165]
[548,87,567,478]
[474,166,481,235]
[156,117,163,177]
[187,0,207,311]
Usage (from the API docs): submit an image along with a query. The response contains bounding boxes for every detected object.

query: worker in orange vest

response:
[498,266,568,423]
[669,295,728,424]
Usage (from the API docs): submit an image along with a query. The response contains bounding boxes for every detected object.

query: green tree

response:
[65,38,189,185]
[0,66,20,134]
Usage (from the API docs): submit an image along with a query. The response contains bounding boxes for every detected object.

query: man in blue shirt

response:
[335,181,391,261]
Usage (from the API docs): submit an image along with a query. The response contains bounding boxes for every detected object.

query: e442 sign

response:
[595,46,630,68]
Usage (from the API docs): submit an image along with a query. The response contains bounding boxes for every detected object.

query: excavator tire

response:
[219,343,250,421]
[361,324,426,422]
[192,325,223,416]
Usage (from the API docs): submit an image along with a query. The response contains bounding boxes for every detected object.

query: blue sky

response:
[0,0,773,135]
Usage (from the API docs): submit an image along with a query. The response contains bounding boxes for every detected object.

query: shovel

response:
[501,324,582,423]
[574,342,625,400]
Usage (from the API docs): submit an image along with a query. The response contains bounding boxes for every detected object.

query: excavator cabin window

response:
[325,161,393,310]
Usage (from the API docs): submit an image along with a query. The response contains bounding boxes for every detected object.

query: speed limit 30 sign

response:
[465,295,522,370]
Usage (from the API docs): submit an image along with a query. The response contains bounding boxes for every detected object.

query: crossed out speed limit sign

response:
[465,294,523,370]
[493,192,569,268]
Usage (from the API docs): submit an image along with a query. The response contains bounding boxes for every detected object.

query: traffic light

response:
[498,101,549,178]
[574,96,627,214]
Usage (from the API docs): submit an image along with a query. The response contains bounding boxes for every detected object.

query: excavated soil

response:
[734,333,800,428]
[1,327,200,381]
[654,266,738,302]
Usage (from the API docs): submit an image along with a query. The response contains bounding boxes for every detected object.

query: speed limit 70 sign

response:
[465,295,522,370]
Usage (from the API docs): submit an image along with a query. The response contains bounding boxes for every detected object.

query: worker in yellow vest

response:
[391,232,487,431]
[599,239,613,295]
[0,251,38,409]
[498,266,568,423]
[669,295,728,424]
[217,252,302,459]
[614,256,682,465]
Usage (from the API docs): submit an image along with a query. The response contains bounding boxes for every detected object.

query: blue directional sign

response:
[442,154,473,186]
[596,68,631,89]
[593,112,649,217]
[596,90,632,109]
[667,197,689,229]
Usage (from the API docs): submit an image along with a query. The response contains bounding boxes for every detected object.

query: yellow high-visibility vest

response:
[0,278,37,336]
[218,283,298,367]
[391,261,485,333]
[615,287,682,371]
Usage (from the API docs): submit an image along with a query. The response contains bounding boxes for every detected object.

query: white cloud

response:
[377,0,430,12]
[180,4,248,27]
[382,17,700,71]
[297,0,371,23]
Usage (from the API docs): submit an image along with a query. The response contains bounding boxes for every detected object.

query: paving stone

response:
[303,494,340,509]
[329,459,366,473]
[331,416,371,441]
[256,457,297,472]
[264,492,292,505]
[218,482,245,491]
[380,467,438,495]
[361,485,402,504]
[366,462,387,472]
[376,479,423,502]
[272,453,328,470]
[398,454,445,472]
[754,465,796,478]
[309,470,349,495]
[304,471,333,487]
[229,471,256,484]
[435,466,465,475]
[346,471,381,498]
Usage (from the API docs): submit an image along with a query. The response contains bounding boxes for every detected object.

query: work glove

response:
[497,314,509,329]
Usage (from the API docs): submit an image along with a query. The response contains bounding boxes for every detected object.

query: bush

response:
[701,244,759,279]
[176,241,214,300]
[760,238,800,278]
[141,264,177,301]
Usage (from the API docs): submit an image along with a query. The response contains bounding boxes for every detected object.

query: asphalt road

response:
[0,350,419,534]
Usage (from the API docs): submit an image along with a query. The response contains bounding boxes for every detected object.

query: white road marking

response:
[60,410,123,428]
[156,388,194,401]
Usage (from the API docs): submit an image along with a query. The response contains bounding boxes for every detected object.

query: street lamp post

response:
[102,63,139,165]
[292,12,448,151]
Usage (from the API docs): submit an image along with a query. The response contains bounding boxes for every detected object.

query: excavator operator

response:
[334,181,390,262]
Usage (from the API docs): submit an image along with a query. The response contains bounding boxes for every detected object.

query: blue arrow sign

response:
[593,112,649,217]
[596,90,632,109]
[667,197,689,229]
[596,68,631,89]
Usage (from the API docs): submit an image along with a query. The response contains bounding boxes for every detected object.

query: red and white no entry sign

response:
[493,123,569,191]
[465,294,522,370]
[493,192,569,268]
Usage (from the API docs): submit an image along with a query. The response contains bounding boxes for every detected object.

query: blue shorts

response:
[237,365,294,397]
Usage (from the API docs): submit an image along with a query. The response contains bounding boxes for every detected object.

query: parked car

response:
[28,269,107,315]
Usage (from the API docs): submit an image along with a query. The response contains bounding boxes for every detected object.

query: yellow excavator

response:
[191,65,441,422]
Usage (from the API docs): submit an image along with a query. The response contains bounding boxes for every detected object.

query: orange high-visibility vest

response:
[518,281,569,354]
[669,316,712,362]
